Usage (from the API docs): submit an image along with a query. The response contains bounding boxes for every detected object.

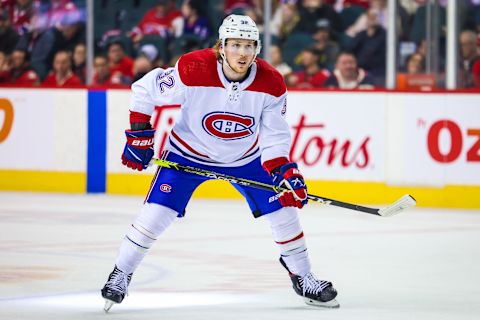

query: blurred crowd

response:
[0,0,479,89]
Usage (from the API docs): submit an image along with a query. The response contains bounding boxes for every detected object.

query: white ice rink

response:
[1,192,479,320]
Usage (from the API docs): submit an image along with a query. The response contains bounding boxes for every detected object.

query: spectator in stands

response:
[400,0,420,16]
[396,52,435,90]
[286,46,330,88]
[72,42,86,84]
[138,43,163,68]
[42,50,82,86]
[459,29,480,88]
[180,0,211,42]
[92,54,121,86]
[129,0,183,44]
[224,0,256,15]
[347,7,386,85]
[132,55,153,83]
[311,21,339,71]
[56,11,85,53]
[0,48,40,85]
[270,0,300,42]
[294,0,343,36]
[408,1,446,45]
[169,35,202,66]
[107,40,133,84]
[269,44,292,78]
[15,13,61,80]
[346,0,408,39]
[47,0,78,28]
[405,52,425,74]
[244,4,265,33]
[477,33,480,55]
[0,9,19,54]
[0,50,8,81]
[9,0,36,35]
[324,52,374,88]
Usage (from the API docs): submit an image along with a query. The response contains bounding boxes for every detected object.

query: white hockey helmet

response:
[218,14,261,55]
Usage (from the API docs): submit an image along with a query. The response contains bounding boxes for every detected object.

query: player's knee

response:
[134,202,178,238]
[265,207,300,230]
[264,207,303,243]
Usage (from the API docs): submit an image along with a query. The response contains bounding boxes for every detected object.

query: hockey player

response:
[101,14,339,312]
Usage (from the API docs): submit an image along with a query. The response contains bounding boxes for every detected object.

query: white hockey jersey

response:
[130,49,291,167]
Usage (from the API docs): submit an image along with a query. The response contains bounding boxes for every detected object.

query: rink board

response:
[0,88,479,208]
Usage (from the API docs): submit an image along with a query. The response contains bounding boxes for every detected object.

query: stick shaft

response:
[153,158,382,215]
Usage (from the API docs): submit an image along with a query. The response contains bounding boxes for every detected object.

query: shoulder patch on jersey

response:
[246,58,286,98]
[177,49,224,88]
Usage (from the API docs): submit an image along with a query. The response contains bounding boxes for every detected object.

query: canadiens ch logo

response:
[202,112,255,140]
[160,184,172,193]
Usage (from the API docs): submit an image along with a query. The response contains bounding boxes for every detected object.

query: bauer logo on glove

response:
[131,138,155,147]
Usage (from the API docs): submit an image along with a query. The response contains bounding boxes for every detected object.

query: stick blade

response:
[378,194,416,217]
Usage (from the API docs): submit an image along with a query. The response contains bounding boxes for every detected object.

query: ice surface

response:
[1,192,479,320]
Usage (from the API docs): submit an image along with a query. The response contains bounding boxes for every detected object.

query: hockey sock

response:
[264,207,311,277]
[116,202,178,274]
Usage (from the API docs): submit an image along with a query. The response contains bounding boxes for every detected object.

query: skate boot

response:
[280,257,339,308]
[101,265,132,312]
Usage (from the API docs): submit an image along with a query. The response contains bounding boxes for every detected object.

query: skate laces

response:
[300,273,331,295]
[106,268,130,295]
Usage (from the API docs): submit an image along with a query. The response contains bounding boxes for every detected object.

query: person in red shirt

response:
[129,0,183,43]
[286,47,330,88]
[459,30,480,88]
[72,42,86,84]
[92,55,112,85]
[224,0,255,14]
[0,48,40,85]
[10,0,36,35]
[107,41,133,85]
[42,50,82,87]
[473,61,480,88]
[92,54,128,87]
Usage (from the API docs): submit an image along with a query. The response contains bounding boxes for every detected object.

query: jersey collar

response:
[216,60,257,90]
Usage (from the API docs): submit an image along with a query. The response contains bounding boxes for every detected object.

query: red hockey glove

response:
[264,158,308,209]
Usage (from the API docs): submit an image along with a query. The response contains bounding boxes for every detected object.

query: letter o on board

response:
[427,120,462,163]
[0,98,14,143]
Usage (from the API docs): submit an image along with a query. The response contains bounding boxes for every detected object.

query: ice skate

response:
[280,257,340,308]
[101,265,132,312]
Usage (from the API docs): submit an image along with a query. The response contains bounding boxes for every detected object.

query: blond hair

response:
[212,40,222,62]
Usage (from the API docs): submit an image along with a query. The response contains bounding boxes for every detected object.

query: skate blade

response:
[303,297,340,308]
[104,300,115,313]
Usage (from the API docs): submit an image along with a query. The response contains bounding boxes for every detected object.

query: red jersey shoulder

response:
[246,58,286,98]
[177,49,223,87]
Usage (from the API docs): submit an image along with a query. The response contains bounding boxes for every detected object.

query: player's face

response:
[223,39,256,75]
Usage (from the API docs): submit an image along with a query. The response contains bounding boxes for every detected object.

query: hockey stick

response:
[152,158,416,217]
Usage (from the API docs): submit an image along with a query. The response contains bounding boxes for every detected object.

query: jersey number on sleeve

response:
[158,76,175,93]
